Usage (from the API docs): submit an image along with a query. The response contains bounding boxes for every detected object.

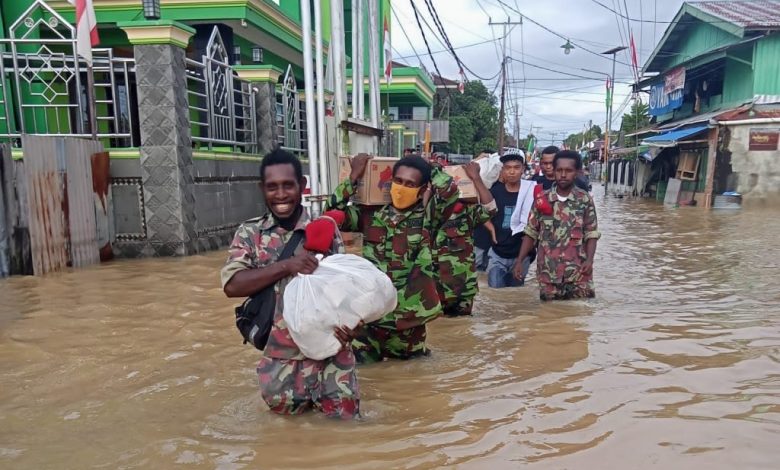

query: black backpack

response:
[234,230,304,350]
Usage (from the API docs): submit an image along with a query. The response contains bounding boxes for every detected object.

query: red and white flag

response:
[629,32,639,81]
[383,17,392,84]
[67,0,99,64]
[458,68,466,94]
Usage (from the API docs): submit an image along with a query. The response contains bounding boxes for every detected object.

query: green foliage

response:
[620,101,650,147]
[563,125,604,151]
[436,81,500,155]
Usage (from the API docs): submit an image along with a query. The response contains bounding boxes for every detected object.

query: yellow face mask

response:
[390,182,421,209]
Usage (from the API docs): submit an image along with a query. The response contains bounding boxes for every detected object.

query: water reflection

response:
[1,184,779,468]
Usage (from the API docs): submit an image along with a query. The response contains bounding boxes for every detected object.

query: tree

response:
[620,101,650,147]
[563,124,604,151]
[435,80,500,155]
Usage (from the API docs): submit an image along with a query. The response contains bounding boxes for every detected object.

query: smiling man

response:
[326,154,458,364]
[513,150,600,301]
[221,148,359,419]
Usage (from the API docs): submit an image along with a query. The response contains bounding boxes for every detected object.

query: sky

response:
[390,0,688,144]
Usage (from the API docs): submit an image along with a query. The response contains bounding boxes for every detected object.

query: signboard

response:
[664,67,686,93]
[649,82,683,116]
[649,66,686,117]
[749,128,780,151]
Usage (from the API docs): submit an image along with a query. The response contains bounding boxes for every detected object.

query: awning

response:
[641,125,709,148]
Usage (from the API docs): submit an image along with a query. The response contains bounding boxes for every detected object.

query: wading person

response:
[513,150,600,301]
[221,149,359,419]
[434,161,496,316]
[535,145,590,192]
[326,155,458,363]
[486,151,528,288]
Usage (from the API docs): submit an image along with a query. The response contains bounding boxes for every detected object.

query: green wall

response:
[754,33,780,95]
[722,58,753,106]
[660,21,740,70]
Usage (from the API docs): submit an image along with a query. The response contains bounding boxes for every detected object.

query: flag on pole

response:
[383,17,392,84]
[605,76,612,110]
[458,68,466,94]
[67,0,99,64]
[629,32,639,81]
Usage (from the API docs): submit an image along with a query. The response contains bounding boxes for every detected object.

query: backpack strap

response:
[278,230,304,261]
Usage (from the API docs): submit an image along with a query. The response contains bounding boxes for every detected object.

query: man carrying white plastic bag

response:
[221,149,362,419]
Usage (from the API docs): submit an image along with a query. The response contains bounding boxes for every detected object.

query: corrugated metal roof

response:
[691,1,780,29]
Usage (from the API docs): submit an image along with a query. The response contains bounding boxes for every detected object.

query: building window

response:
[398,106,413,120]
[233,46,241,64]
[252,46,264,63]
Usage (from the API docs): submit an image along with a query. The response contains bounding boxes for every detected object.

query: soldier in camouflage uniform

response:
[514,150,600,301]
[326,155,458,364]
[434,161,497,316]
[222,149,359,419]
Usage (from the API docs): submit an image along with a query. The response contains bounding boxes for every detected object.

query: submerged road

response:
[1,183,779,469]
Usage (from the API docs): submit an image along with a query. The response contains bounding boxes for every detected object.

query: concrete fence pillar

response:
[234,65,284,155]
[119,20,198,256]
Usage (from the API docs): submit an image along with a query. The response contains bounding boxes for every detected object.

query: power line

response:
[420,0,502,81]
[590,0,743,24]
[391,6,425,66]
[485,0,633,67]
[407,0,452,103]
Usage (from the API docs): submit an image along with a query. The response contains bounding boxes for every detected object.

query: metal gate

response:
[185,26,257,153]
[0,0,136,146]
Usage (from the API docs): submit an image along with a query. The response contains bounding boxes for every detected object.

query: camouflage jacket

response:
[524,185,600,285]
[435,202,494,264]
[326,167,458,330]
[221,209,345,360]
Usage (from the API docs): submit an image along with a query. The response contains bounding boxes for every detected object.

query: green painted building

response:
[635,0,780,204]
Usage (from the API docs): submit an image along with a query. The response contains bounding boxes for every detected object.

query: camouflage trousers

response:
[539,281,595,301]
[438,263,478,317]
[256,348,360,419]
[352,324,429,364]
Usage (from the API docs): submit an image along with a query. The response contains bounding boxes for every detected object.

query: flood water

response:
[1,184,779,469]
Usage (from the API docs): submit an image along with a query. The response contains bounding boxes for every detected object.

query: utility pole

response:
[602,46,627,195]
[490,17,522,156]
[550,131,558,146]
[514,101,520,148]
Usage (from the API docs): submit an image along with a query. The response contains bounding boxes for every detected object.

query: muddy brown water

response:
[1,184,779,469]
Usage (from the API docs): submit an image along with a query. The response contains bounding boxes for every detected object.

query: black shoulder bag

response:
[234,230,304,350]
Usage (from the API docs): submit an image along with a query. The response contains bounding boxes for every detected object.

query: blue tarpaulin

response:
[642,125,709,147]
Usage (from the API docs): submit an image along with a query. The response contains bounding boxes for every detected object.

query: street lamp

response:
[142,0,161,20]
[561,40,575,55]
[580,46,627,194]
[602,46,627,195]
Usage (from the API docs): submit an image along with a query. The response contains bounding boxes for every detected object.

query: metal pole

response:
[314,0,328,195]
[351,0,359,120]
[605,52,617,195]
[367,0,381,131]
[86,64,98,139]
[330,0,347,144]
[300,0,320,213]
[355,0,364,120]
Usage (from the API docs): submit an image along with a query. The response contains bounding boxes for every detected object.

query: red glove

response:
[534,184,553,216]
[304,218,337,253]
[322,210,346,227]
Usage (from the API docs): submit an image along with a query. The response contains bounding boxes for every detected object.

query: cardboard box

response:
[444,165,478,201]
[338,156,399,205]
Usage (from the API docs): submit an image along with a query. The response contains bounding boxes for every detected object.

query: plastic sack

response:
[283,254,398,360]
[477,153,503,188]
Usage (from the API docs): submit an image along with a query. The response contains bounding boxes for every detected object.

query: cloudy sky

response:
[391,0,688,143]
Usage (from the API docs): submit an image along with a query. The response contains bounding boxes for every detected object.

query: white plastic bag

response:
[283,254,398,360]
[477,153,503,188]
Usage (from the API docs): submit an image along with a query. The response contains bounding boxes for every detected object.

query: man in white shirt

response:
[509,174,537,285]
